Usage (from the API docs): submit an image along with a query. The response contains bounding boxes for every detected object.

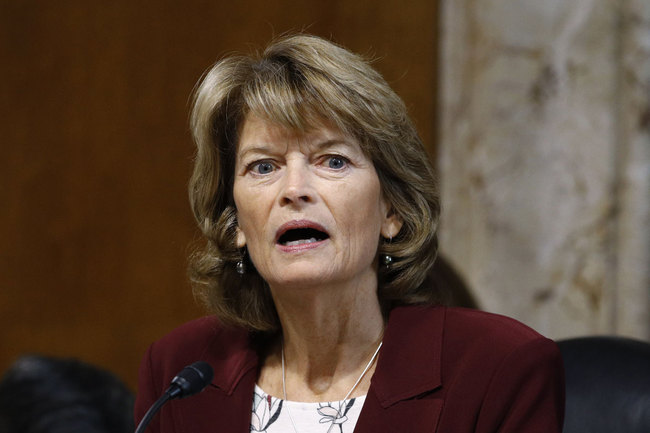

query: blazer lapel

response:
[169,325,259,433]
[354,306,446,433]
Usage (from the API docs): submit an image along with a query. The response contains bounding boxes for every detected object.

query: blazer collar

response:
[202,324,259,395]
[370,305,444,407]
[203,305,445,404]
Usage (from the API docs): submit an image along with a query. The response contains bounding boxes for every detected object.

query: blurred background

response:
[0,0,648,392]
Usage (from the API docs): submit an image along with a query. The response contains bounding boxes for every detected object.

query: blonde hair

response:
[189,34,439,331]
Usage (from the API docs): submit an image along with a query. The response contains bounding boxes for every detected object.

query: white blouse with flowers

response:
[250,385,365,433]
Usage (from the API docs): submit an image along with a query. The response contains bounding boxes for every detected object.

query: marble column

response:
[438,0,650,340]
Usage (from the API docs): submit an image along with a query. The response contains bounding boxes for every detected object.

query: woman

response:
[135,34,564,432]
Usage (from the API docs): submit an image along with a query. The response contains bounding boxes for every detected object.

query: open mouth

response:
[277,227,329,246]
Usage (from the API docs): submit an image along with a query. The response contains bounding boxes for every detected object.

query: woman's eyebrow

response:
[237,145,274,160]
[237,137,356,162]
[314,138,356,151]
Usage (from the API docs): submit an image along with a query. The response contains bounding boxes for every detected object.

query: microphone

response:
[166,361,214,399]
[135,361,214,433]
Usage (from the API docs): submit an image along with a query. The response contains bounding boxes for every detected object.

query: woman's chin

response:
[272,272,332,288]
[264,263,341,290]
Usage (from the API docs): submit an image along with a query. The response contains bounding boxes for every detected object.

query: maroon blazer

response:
[135,306,565,432]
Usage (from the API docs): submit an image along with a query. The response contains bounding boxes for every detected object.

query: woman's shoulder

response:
[152,316,226,347]
[388,305,562,386]
[142,316,252,380]
[391,305,555,356]
[443,306,547,343]
[385,308,564,430]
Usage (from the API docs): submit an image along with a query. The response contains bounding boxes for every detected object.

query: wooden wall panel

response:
[0,0,438,390]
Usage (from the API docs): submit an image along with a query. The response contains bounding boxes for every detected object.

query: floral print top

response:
[251,384,365,433]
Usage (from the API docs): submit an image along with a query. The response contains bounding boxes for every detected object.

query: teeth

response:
[285,237,318,246]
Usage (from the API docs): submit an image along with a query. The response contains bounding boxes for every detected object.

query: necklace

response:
[281,340,383,433]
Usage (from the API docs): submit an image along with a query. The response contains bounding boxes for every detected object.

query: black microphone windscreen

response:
[168,361,214,399]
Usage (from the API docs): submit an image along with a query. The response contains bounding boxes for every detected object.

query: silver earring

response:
[382,235,393,267]
[236,259,245,275]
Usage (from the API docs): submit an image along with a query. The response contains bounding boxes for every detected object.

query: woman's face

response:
[233,115,401,291]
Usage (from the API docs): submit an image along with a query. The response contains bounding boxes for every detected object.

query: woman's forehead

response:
[237,114,359,154]
[241,103,338,132]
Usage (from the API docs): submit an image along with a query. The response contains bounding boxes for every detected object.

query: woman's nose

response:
[279,162,314,206]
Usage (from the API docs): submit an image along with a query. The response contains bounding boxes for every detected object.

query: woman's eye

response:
[251,161,275,175]
[326,156,348,170]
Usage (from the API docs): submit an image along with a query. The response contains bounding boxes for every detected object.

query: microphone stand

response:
[134,391,172,433]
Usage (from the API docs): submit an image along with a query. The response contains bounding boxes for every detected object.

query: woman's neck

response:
[259,276,385,402]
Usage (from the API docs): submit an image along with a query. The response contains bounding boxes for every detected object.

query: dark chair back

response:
[558,336,650,433]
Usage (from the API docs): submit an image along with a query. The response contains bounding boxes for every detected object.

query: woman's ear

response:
[235,226,246,248]
[381,208,403,239]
